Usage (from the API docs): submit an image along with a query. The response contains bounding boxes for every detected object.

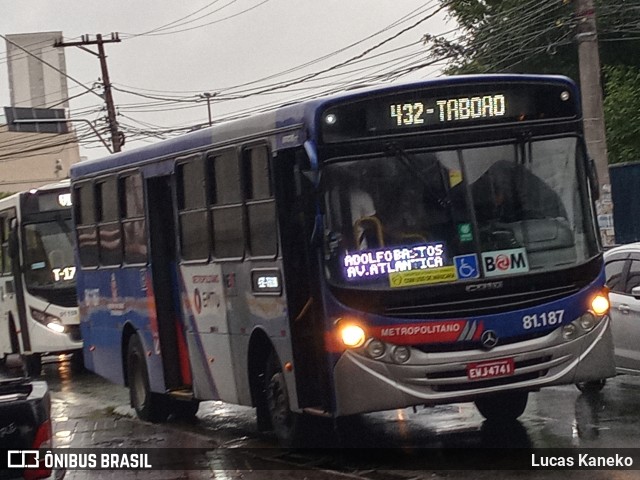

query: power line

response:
[121,0,271,38]
[123,0,226,38]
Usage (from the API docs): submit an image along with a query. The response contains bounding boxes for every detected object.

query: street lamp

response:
[198,92,217,126]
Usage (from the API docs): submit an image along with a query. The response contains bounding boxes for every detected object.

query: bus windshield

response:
[323,136,599,290]
[23,219,76,290]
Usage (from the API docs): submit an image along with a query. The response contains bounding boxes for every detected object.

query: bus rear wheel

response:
[265,351,304,447]
[25,353,42,377]
[127,334,168,423]
[475,391,529,422]
[167,399,200,421]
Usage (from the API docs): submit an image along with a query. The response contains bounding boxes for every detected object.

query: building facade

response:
[1,32,81,193]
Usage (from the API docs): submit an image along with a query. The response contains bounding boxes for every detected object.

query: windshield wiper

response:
[385,142,451,209]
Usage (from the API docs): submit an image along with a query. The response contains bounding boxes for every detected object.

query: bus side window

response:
[2,213,15,275]
[243,145,277,258]
[177,155,209,261]
[208,149,244,259]
[0,216,5,275]
[96,176,123,266]
[120,173,148,264]
[74,182,99,268]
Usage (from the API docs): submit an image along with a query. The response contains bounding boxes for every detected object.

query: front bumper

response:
[333,316,615,416]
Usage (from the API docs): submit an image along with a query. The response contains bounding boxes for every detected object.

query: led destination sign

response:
[321,82,578,142]
[390,94,506,127]
[343,243,446,280]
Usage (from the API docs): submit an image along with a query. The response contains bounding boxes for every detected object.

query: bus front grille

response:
[384,285,579,319]
[422,355,552,393]
[415,330,550,354]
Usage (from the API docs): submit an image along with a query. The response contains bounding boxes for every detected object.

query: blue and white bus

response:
[70,75,614,444]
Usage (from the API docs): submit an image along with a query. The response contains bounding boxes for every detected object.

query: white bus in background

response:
[0,180,82,375]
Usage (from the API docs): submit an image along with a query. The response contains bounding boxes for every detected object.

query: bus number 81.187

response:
[522,310,564,330]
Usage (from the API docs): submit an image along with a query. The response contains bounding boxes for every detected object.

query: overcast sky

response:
[0,0,454,160]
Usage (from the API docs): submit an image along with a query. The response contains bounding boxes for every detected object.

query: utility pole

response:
[55,33,123,153]
[198,92,216,126]
[575,0,614,245]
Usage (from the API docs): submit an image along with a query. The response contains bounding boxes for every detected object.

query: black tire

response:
[8,320,19,354]
[70,351,85,373]
[127,334,168,423]
[475,391,529,422]
[576,379,606,393]
[168,399,200,421]
[25,353,42,377]
[265,351,305,447]
[2,321,20,368]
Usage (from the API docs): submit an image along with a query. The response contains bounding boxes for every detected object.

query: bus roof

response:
[0,180,70,207]
[70,74,576,179]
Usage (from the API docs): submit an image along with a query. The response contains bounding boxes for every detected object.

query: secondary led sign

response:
[251,269,282,294]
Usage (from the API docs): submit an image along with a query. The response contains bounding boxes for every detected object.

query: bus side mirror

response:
[588,158,600,201]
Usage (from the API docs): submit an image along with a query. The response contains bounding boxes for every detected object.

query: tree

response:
[430,0,640,166]
[432,0,640,77]
[603,65,640,165]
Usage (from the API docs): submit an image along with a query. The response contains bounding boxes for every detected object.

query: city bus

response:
[0,180,82,376]
[70,74,614,445]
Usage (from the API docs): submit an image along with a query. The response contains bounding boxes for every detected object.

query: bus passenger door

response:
[0,213,20,356]
[277,150,330,409]
[146,175,192,391]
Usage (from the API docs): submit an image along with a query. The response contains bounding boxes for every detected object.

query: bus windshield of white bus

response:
[23,219,76,290]
[323,137,599,290]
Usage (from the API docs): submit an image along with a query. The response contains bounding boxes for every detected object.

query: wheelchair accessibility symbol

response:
[454,254,479,279]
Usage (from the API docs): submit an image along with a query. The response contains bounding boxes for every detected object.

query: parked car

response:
[0,354,61,479]
[577,243,640,393]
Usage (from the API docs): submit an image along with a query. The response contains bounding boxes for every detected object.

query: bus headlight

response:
[591,293,609,315]
[392,346,411,364]
[365,339,386,358]
[562,323,578,340]
[579,312,597,332]
[47,322,65,334]
[340,323,366,348]
[30,308,65,333]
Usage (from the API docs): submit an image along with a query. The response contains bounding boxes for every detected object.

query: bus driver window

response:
[350,188,380,249]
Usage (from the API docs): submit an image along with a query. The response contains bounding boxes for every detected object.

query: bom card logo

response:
[481,248,529,277]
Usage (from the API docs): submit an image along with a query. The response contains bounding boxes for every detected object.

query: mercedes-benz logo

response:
[480,330,499,349]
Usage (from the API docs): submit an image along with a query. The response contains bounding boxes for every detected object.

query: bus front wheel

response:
[474,391,529,421]
[576,379,606,393]
[127,334,168,423]
[71,351,85,373]
[264,351,304,447]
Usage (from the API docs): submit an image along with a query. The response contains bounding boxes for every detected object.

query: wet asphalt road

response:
[39,357,640,479]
